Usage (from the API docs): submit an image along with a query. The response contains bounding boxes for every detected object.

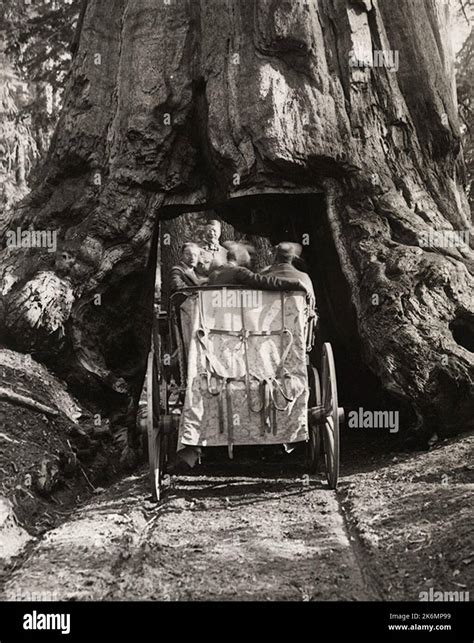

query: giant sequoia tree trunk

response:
[1,0,472,437]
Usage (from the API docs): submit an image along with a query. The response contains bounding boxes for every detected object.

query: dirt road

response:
[2,457,380,601]
[1,436,472,602]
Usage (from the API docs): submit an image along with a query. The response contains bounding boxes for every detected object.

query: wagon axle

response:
[309,405,345,426]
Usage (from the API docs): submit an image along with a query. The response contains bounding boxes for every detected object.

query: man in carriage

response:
[260,242,315,303]
[196,219,229,276]
[207,241,311,293]
[169,242,206,292]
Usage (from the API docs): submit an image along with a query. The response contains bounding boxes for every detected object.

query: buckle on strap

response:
[267,373,297,412]
[200,372,224,395]
[226,379,234,453]
[238,328,250,342]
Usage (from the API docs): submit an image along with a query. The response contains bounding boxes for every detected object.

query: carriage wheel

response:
[321,343,341,489]
[146,347,163,501]
[307,365,322,473]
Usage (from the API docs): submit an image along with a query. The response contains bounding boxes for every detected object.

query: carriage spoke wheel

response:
[321,343,341,489]
[307,365,322,473]
[146,345,163,501]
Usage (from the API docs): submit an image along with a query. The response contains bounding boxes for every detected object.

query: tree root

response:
[0,387,59,417]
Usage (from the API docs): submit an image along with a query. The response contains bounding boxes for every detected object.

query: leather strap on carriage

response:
[240,299,252,418]
[260,380,267,436]
[263,380,271,433]
[196,328,227,379]
[196,290,298,441]
[226,379,234,458]
[260,294,297,433]
[200,372,259,443]
[201,373,226,435]
[196,293,227,379]
[260,373,298,434]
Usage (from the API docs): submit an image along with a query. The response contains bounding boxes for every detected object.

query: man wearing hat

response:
[261,243,315,299]
[260,242,317,328]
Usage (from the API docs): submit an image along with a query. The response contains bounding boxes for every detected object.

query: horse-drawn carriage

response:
[145,285,343,500]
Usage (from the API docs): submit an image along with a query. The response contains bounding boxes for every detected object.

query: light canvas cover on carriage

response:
[175,287,310,450]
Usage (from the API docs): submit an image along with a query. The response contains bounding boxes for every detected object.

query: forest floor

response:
[0,349,121,574]
[1,433,472,601]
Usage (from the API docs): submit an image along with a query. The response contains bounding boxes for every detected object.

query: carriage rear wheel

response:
[307,365,322,473]
[146,347,164,501]
[320,343,341,489]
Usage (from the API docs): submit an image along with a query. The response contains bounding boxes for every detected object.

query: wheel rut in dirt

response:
[2,464,379,601]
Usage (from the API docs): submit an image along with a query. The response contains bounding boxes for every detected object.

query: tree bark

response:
[1,0,472,437]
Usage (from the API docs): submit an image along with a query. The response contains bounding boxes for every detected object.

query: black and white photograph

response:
[0,0,472,641]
